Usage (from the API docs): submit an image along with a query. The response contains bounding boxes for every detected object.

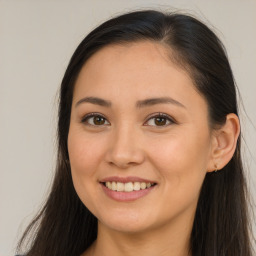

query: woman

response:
[17,9,254,256]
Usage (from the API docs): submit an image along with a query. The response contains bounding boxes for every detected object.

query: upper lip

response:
[100,176,157,184]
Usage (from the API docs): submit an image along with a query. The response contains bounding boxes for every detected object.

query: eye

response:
[81,112,175,127]
[81,113,110,126]
[144,113,175,127]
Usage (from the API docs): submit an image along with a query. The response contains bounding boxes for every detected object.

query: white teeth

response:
[124,182,133,192]
[133,182,140,191]
[104,181,155,192]
[106,181,112,189]
[111,181,117,191]
[117,182,124,192]
[140,182,146,189]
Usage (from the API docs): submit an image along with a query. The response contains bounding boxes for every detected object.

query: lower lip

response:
[100,183,156,202]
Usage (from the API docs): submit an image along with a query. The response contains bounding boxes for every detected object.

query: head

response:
[61,9,244,252]
[19,9,253,256]
[67,38,240,233]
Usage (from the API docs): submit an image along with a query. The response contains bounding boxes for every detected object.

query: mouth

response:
[99,176,158,201]
[100,181,157,192]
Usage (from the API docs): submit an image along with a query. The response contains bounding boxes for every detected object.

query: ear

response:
[207,113,240,172]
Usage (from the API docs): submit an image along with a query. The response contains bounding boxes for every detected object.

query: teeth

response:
[117,182,124,192]
[104,181,155,192]
[133,182,140,191]
[111,181,117,191]
[106,181,112,189]
[124,182,133,192]
[140,182,146,189]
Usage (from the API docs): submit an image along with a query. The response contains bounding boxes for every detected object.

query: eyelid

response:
[144,112,176,127]
[81,112,110,126]
[81,112,176,127]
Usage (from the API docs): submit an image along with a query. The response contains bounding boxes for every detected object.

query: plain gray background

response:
[0,0,255,255]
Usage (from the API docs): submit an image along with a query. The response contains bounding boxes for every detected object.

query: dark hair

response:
[17,9,254,256]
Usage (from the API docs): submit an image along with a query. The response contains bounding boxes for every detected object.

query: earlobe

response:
[208,113,240,172]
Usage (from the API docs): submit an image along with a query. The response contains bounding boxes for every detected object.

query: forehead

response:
[81,41,177,80]
[73,41,207,114]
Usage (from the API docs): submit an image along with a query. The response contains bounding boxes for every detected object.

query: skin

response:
[67,41,240,256]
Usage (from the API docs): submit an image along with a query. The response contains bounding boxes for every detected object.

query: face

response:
[68,41,214,234]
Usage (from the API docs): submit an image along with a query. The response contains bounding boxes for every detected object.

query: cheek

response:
[67,129,104,176]
[148,129,210,186]
[144,131,210,221]
[67,129,105,210]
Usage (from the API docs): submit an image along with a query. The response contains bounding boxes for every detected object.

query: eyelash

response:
[81,112,176,128]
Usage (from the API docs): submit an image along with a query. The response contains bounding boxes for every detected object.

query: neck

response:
[88,213,194,256]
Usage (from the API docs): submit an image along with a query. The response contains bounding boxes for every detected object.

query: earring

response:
[214,164,218,173]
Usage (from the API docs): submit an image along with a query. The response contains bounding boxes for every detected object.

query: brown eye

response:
[154,117,168,126]
[82,113,110,126]
[145,113,175,127]
[92,116,105,125]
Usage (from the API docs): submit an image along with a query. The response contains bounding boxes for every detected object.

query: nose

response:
[105,124,145,169]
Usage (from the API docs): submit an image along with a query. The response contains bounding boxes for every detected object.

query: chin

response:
[103,220,150,234]
[97,209,156,234]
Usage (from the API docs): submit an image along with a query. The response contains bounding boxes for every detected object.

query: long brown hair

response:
[17,9,255,256]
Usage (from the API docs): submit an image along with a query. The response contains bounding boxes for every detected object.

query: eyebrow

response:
[75,96,186,109]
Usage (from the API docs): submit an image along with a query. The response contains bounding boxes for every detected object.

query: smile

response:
[103,181,156,192]
[100,181,157,202]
